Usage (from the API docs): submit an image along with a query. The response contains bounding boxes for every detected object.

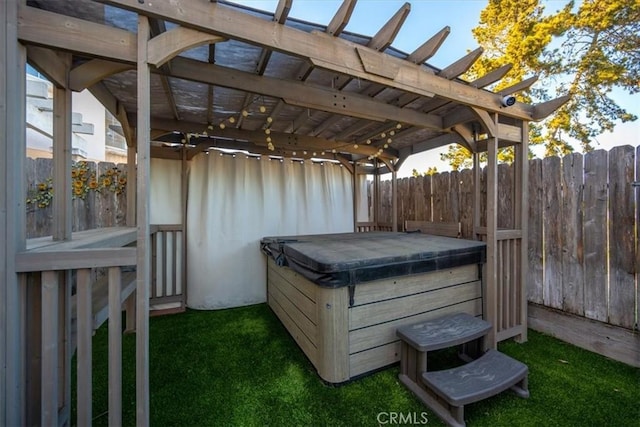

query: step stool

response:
[396,313,529,427]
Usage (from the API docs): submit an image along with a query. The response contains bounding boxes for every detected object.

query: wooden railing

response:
[16,224,187,425]
[475,227,526,342]
[150,224,186,314]
[17,227,138,426]
[355,222,393,232]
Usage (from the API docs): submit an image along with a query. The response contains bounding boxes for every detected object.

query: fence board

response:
[459,169,474,238]
[542,156,563,309]
[582,150,609,322]
[421,175,432,221]
[432,171,450,222]
[527,159,543,304]
[480,166,487,228]
[561,153,584,315]
[608,146,636,329]
[403,177,412,223]
[450,170,460,224]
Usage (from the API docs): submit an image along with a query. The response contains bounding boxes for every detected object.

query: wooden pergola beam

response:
[167,58,443,130]
[18,5,136,62]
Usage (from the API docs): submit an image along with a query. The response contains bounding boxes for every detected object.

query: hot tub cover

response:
[261,232,486,288]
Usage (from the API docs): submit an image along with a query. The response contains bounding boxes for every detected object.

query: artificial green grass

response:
[74,304,639,426]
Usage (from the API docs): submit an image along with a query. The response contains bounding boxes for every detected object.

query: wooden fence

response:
[26,157,127,238]
[374,145,639,332]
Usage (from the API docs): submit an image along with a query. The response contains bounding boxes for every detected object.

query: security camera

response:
[501,95,516,107]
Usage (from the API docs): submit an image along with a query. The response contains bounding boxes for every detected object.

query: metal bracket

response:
[348,285,356,308]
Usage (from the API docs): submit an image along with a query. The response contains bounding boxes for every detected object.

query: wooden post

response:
[484,114,499,349]
[52,71,72,241]
[51,59,73,425]
[136,15,152,427]
[517,122,529,342]
[1,0,27,423]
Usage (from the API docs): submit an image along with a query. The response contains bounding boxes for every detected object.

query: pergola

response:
[1,0,568,425]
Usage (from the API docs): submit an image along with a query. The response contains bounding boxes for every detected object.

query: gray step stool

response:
[396,313,529,427]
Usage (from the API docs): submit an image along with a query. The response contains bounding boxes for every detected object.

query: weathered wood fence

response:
[374,145,638,333]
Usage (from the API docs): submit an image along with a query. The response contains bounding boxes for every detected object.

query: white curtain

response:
[186,153,354,309]
[150,158,183,225]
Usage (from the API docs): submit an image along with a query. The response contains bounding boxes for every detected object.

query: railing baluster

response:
[41,270,59,426]
[162,231,167,297]
[108,267,122,427]
[76,268,92,425]
[172,231,177,297]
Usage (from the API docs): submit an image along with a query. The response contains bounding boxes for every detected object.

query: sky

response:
[230,0,639,177]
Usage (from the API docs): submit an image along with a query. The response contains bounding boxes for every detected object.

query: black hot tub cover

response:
[261,232,486,288]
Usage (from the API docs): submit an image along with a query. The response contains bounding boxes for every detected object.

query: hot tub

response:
[261,232,486,383]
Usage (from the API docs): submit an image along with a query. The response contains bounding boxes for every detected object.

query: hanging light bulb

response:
[208,124,214,130]
[292,151,297,156]
[266,136,272,142]
[259,105,266,113]
[242,110,249,117]
[396,123,402,129]
[219,123,226,129]
[384,143,389,149]
[228,117,236,124]
[390,130,395,136]
[265,129,271,135]
[387,138,392,144]
[266,117,273,123]
[380,132,386,138]
[366,139,371,144]
[332,149,337,153]
[353,144,359,149]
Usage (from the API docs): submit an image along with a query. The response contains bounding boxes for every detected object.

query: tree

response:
[441,0,639,167]
[411,166,439,177]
